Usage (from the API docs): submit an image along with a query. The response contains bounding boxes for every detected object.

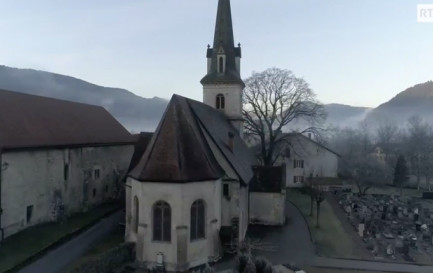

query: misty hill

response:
[323,103,371,127]
[0,65,168,132]
[365,81,433,125]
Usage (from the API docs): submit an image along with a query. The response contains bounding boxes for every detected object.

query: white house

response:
[125,0,258,271]
[279,133,340,187]
[0,89,134,240]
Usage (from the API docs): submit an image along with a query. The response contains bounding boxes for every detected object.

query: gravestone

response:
[359,223,365,237]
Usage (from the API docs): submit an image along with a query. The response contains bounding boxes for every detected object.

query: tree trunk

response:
[417,154,421,191]
[316,201,321,228]
[310,193,314,217]
[400,182,403,196]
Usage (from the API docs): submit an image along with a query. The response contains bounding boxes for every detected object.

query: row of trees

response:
[327,116,433,193]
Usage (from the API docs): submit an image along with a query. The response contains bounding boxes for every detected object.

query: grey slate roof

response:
[284,133,341,157]
[129,94,256,184]
[0,89,133,151]
[188,98,256,185]
[200,0,244,87]
[127,132,153,173]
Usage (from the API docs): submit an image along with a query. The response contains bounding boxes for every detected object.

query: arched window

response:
[190,200,205,240]
[133,196,139,233]
[218,56,224,73]
[153,201,171,242]
[216,94,225,109]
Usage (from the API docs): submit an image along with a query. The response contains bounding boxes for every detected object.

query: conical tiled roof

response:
[129,94,257,184]
[129,95,224,182]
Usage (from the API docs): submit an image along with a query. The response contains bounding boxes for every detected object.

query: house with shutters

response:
[0,89,134,240]
[278,133,340,187]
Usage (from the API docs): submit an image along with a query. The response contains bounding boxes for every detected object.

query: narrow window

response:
[134,196,139,233]
[216,94,225,109]
[218,56,224,73]
[223,183,230,198]
[93,188,96,198]
[293,176,297,183]
[64,164,69,181]
[26,205,33,223]
[153,201,171,242]
[191,200,205,240]
[94,169,101,180]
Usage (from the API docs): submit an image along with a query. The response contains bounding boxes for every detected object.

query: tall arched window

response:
[190,200,205,240]
[218,56,224,73]
[133,196,139,233]
[153,201,171,242]
[216,94,225,109]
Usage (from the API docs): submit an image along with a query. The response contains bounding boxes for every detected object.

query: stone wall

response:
[249,191,286,226]
[68,242,135,273]
[1,144,134,238]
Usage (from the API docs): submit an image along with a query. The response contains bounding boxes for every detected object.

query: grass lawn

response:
[302,267,397,273]
[0,202,121,273]
[287,189,363,259]
[62,226,125,273]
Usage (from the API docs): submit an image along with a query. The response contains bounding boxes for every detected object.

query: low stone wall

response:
[249,192,286,226]
[68,242,135,273]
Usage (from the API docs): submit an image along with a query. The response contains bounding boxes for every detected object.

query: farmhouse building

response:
[279,133,340,187]
[0,89,134,239]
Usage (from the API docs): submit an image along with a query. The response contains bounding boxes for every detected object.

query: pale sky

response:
[0,0,432,107]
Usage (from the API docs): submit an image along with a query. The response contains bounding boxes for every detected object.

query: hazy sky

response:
[0,0,432,107]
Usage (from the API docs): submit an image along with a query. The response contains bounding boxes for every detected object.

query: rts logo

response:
[418,4,433,22]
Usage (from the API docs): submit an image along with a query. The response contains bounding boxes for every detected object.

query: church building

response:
[125,0,257,271]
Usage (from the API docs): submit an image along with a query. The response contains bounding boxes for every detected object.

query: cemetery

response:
[335,190,433,264]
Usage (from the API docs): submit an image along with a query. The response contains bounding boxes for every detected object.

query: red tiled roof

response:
[0,89,133,150]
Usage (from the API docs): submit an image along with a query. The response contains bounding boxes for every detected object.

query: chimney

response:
[308,133,312,139]
[228,132,235,151]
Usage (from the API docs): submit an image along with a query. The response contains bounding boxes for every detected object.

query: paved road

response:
[312,256,433,273]
[214,199,315,271]
[18,210,123,273]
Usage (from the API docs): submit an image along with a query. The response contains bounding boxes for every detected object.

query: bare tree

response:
[340,154,391,195]
[376,120,398,163]
[358,120,372,154]
[405,116,433,190]
[243,67,326,166]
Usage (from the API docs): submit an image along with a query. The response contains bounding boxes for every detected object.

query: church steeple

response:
[201,0,244,137]
[201,0,244,86]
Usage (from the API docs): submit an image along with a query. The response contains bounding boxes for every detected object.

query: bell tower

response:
[201,0,244,136]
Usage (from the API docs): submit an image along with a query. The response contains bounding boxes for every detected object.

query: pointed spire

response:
[213,0,235,52]
[201,0,244,87]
